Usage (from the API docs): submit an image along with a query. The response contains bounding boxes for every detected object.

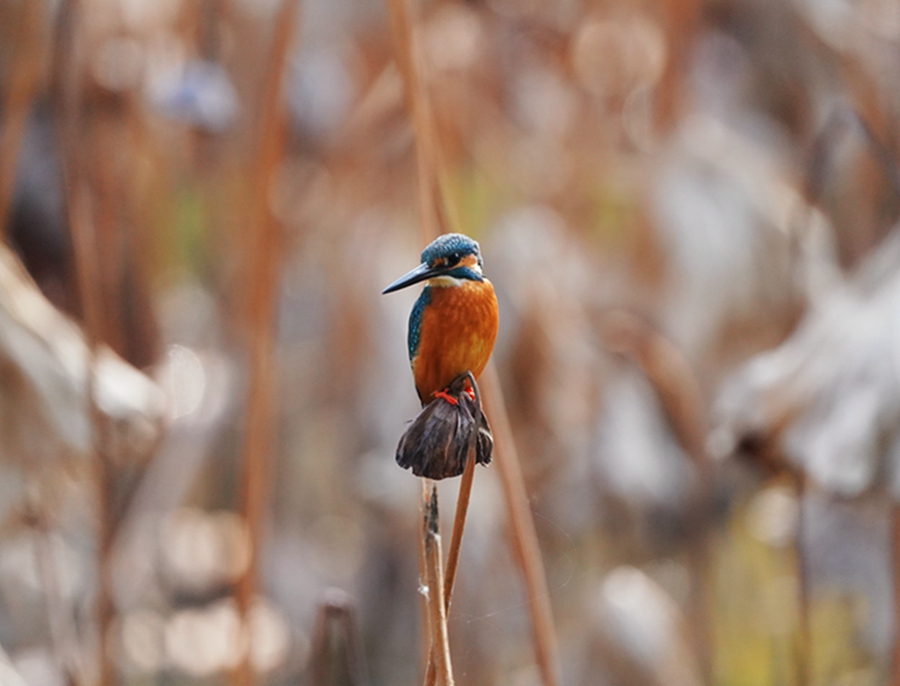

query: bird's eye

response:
[448,252,461,266]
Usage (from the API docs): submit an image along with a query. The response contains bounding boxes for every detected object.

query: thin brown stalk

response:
[385,0,454,242]
[481,362,561,686]
[70,154,117,686]
[385,0,469,678]
[423,486,454,686]
[0,0,46,241]
[423,399,478,686]
[418,479,433,675]
[384,0,559,682]
[233,3,300,686]
[53,1,117,684]
[443,438,477,609]
[656,0,700,135]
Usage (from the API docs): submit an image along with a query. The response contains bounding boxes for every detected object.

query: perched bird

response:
[383,233,499,405]
[383,233,499,479]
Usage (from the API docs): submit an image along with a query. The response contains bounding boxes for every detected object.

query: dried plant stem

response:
[423,486,454,686]
[657,0,700,135]
[481,362,561,686]
[233,3,300,686]
[0,0,45,240]
[385,0,558,681]
[70,157,117,686]
[385,0,466,676]
[443,442,477,609]
[423,395,478,686]
[53,1,117,684]
[385,0,453,242]
[418,479,433,674]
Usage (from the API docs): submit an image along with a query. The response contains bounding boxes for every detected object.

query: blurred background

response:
[2,0,900,685]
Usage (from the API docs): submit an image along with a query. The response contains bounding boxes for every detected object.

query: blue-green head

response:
[382,233,484,294]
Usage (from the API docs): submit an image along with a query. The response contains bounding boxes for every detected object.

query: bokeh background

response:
[2,0,900,685]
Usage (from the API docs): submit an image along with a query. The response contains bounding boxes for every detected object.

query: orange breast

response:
[412,279,499,402]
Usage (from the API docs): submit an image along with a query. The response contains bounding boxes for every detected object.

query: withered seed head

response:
[396,372,493,480]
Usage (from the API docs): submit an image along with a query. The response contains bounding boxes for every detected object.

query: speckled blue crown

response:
[421,233,481,266]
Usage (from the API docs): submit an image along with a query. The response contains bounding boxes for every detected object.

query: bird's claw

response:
[432,386,476,405]
[433,389,459,405]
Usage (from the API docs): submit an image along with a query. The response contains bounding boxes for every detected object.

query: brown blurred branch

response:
[424,377,480,686]
[52,0,118,684]
[0,0,46,241]
[423,486,454,686]
[597,311,708,459]
[442,431,477,610]
[385,0,454,242]
[481,363,562,686]
[385,0,561,681]
[656,0,701,136]
[233,3,300,686]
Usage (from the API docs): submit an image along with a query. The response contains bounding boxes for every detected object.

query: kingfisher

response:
[383,233,499,406]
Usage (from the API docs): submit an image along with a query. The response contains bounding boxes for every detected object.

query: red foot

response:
[433,386,476,405]
[433,389,459,405]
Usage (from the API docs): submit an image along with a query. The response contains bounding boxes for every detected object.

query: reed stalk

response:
[233,3,300,686]
[384,0,453,243]
[385,0,561,681]
[423,486,454,686]
[481,363,562,686]
[52,1,118,684]
[0,0,45,241]
[423,380,480,686]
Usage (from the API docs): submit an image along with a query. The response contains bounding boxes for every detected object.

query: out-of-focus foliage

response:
[1,0,900,685]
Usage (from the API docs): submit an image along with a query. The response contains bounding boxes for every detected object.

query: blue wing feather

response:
[407,286,431,362]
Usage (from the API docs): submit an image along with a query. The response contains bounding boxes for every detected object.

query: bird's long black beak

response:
[382,262,449,294]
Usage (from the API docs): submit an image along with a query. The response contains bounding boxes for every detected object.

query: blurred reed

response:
[0,0,45,242]
[422,485,453,686]
[53,0,118,683]
[384,0,561,682]
[423,379,479,686]
[310,589,369,686]
[481,363,562,686]
[385,0,454,243]
[232,3,300,686]
[3,1,900,684]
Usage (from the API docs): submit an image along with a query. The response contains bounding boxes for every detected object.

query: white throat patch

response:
[429,275,465,288]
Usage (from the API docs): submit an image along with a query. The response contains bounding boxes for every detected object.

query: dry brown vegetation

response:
[2,1,900,685]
